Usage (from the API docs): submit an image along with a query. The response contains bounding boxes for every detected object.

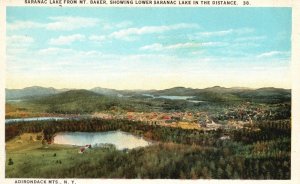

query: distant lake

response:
[143,94,193,100]
[53,131,152,150]
[6,99,23,102]
[5,117,69,124]
[142,94,205,103]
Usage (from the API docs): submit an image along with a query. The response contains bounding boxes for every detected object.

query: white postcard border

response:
[1,1,299,184]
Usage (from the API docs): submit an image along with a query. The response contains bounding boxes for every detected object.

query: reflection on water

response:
[142,94,205,103]
[53,131,152,150]
[5,117,68,123]
[142,94,194,100]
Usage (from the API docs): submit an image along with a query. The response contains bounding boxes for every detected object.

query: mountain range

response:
[5,86,291,104]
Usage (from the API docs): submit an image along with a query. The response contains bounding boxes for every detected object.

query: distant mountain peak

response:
[6,86,60,100]
[170,86,186,89]
[204,86,227,90]
[59,89,100,96]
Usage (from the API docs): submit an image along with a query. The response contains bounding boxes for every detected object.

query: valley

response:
[5,86,291,179]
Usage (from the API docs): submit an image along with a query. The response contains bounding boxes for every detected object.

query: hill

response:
[29,90,120,114]
[6,86,61,100]
[6,86,291,106]
[90,87,120,96]
[151,87,199,96]
[149,86,290,103]
[234,87,291,103]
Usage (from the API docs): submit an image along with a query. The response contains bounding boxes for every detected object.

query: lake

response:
[5,117,69,123]
[143,94,193,100]
[142,94,204,103]
[53,131,152,150]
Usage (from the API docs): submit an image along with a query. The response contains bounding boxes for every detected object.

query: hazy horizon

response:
[6,8,291,90]
[5,84,291,91]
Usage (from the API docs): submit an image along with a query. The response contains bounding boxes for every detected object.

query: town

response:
[91,103,273,131]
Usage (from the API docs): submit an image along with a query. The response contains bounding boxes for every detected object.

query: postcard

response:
[1,0,299,184]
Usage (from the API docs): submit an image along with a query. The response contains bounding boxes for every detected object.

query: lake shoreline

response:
[53,130,153,150]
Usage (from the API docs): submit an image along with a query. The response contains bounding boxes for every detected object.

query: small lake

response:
[53,131,152,150]
[5,117,69,123]
[143,94,193,100]
[6,99,23,102]
[142,94,204,103]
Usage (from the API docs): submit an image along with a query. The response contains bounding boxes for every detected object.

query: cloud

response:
[8,17,134,33]
[111,23,199,39]
[49,34,86,45]
[7,35,34,54]
[38,47,74,55]
[7,35,34,45]
[7,21,44,30]
[198,29,234,37]
[7,43,291,90]
[140,42,226,51]
[90,23,200,42]
[193,28,254,38]
[46,16,98,31]
[257,51,290,58]
[7,16,99,31]
[234,36,266,42]
[165,42,202,50]
[140,43,164,51]
[102,21,133,30]
[35,48,108,65]
[89,35,108,42]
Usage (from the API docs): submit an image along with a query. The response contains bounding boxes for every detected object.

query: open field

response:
[6,132,211,178]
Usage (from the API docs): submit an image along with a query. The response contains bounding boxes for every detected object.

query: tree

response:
[8,158,14,165]
[233,171,240,179]
[42,139,47,148]
[179,170,186,179]
[225,164,233,178]
[217,167,223,178]
[190,168,198,179]
[201,166,209,179]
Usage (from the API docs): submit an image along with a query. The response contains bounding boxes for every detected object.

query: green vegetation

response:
[6,117,290,179]
[5,140,289,179]
[5,86,291,115]
[8,158,13,166]
[5,86,291,179]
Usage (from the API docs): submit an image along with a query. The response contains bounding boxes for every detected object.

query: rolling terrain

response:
[5,85,291,179]
[6,86,291,103]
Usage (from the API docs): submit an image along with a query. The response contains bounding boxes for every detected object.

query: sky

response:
[6,7,291,90]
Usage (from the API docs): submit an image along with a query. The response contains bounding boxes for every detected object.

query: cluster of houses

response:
[92,102,270,131]
[78,144,92,154]
[94,111,210,124]
[78,143,119,153]
[93,111,226,130]
[218,104,272,122]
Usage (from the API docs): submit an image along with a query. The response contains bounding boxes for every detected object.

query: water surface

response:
[53,131,152,150]
[5,117,68,123]
[142,94,194,100]
[142,94,205,103]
